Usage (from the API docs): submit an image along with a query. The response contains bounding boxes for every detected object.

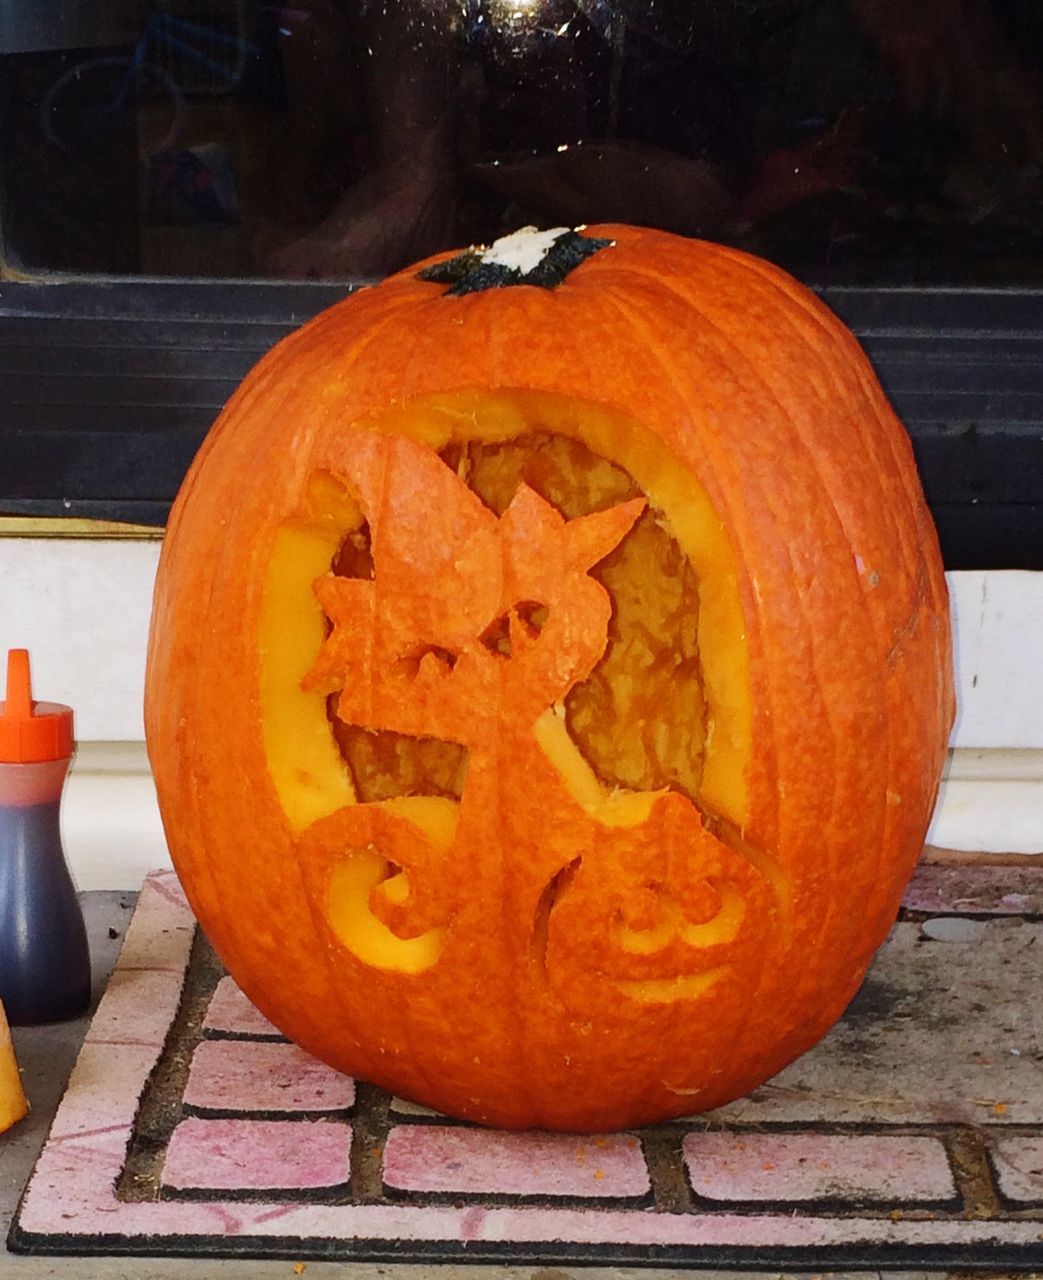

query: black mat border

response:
[8,1223,1043,1271]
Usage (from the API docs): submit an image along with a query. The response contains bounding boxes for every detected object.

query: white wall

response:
[1,539,160,742]
[1,538,1041,887]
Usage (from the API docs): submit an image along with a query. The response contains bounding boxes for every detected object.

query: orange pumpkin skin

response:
[145,225,954,1132]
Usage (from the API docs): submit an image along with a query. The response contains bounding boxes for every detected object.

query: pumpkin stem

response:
[419,227,613,295]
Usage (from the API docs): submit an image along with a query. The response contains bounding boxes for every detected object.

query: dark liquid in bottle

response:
[0,801,91,1025]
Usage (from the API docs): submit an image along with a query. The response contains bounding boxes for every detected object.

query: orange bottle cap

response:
[0,650,74,764]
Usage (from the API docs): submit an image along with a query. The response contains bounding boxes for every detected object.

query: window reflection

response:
[0,0,1039,283]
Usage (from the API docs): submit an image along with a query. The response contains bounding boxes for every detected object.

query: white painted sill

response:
[2,539,1041,888]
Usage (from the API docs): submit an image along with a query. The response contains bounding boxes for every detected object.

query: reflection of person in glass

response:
[850,0,1041,166]
[261,0,1042,280]
[262,0,458,278]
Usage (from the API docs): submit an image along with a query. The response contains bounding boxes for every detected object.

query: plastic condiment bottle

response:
[0,650,90,1024]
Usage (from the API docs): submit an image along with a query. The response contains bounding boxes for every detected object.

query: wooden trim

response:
[0,516,162,539]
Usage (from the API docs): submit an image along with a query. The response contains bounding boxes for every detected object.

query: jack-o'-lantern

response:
[145,226,954,1131]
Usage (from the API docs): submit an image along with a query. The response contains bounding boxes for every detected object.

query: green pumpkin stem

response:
[420,229,612,296]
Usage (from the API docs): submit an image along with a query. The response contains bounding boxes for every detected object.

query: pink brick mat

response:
[9,867,1043,1269]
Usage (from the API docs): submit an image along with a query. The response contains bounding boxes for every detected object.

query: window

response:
[1,1,1040,563]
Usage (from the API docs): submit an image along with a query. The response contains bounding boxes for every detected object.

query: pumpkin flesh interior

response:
[441,432,706,805]
[258,390,751,972]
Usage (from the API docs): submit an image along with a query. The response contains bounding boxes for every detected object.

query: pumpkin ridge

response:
[693,250,945,845]
[715,247,936,621]
[705,249,951,940]
[159,298,441,1061]
[736,255,927,566]
[600,264,903,779]
[837,353,953,778]
[398,296,502,407]
[635,272,893,1034]
[588,283,787,1078]
[166,334,340,956]
[594,278,868,1069]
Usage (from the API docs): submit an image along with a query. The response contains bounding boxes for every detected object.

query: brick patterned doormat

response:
[9,868,1043,1269]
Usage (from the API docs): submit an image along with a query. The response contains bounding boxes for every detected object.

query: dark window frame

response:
[0,275,1040,569]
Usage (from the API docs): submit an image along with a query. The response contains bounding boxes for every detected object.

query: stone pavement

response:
[2,865,1042,1277]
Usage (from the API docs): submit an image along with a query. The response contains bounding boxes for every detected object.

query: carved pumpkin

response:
[146,226,954,1131]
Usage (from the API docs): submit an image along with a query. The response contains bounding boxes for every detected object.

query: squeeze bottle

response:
[0,650,91,1024]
